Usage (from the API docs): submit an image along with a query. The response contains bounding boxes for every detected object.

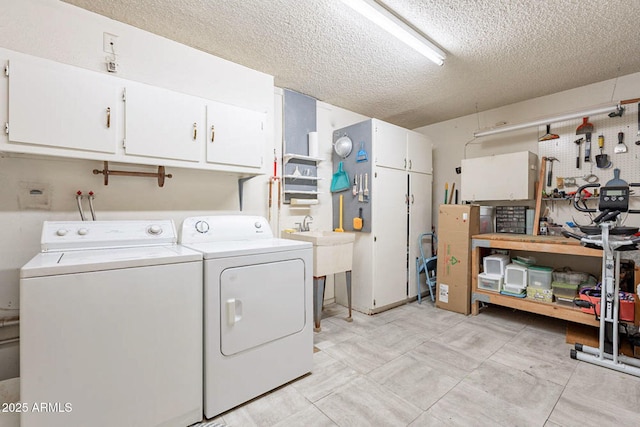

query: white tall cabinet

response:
[333,119,432,314]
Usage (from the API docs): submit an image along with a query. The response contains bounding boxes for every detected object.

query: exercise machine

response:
[562,182,640,377]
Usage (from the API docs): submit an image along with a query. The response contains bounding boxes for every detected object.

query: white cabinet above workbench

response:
[0,48,271,174]
[461,151,538,201]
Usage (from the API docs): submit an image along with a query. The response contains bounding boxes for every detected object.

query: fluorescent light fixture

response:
[474,103,620,137]
[341,0,446,66]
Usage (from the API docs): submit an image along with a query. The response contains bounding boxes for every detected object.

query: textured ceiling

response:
[63,0,640,129]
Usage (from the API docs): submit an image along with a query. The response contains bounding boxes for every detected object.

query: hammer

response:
[546,157,558,187]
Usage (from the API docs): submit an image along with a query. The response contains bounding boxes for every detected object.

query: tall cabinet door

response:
[407,131,433,174]
[408,171,433,298]
[124,83,205,162]
[206,101,265,169]
[372,166,408,308]
[373,120,407,170]
[8,57,120,154]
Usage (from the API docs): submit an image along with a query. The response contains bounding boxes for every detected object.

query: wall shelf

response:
[283,189,321,195]
[283,153,323,164]
[283,175,323,181]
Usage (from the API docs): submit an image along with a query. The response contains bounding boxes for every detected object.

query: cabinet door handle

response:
[405,194,409,204]
[411,194,415,204]
[210,125,215,143]
[409,160,412,170]
[106,107,111,128]
[192,122,197,140]
[404,158,407,168]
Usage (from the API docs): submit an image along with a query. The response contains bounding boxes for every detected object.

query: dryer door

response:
[220,259,305,355]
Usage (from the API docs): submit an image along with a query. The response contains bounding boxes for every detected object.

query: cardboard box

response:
[436,204,480,314]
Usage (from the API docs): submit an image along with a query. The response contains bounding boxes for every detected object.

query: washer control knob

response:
[56,228,68,236]
[195,220,210,234]
[77,228,89,236]
[148,225,163,235]
[254,221,262,229]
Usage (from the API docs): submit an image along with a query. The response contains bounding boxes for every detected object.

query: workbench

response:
[471,233,602,327]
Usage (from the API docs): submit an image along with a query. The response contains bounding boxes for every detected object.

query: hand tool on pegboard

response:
[576,118,594,163]
[546,157,558,187]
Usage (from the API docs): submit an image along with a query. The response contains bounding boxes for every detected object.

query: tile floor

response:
[209,301,640,427]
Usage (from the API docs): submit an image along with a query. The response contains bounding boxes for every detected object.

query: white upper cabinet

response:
[373,119,432,173]
[206,101,264,169]
[124,83,205,162]
[0,48,272,174]
[407,131,432,174]
[7,57,120,154]
[373,119,407,170]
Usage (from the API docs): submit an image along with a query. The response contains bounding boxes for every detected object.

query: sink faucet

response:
[302,215,313,232]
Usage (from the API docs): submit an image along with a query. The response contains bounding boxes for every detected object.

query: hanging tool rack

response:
[92,161,173,187]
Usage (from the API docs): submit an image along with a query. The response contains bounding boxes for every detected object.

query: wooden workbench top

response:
[471,233,602,257]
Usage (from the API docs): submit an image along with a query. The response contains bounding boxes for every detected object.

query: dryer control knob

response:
[77,228,89,236]
[254,221,262,229]
[56,228,68,236]
[195,220,209,234]
[148,225,163,235]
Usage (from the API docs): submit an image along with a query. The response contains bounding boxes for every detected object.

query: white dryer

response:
[180,215,313,418]
[20,220,203,427]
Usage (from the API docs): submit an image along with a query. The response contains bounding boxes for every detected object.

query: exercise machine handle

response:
[561,230,584,241]
[596,210,621,224]
[592,209,610,224]
[572,183,600,212]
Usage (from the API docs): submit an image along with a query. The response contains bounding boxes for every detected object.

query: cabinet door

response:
[206,101,265,169]
[124,83,204,162]
[8,57,119,153]
[408,171,433,298]
[372,166,408,308]
[407,131,432,174]
[373,119,407,170]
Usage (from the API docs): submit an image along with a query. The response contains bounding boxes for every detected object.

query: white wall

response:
[415,72,640,230]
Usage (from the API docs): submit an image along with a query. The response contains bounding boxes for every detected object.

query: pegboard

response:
[538,102,640,190]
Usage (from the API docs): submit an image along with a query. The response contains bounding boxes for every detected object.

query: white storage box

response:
[478,272,503,292]
[503,282,527,295]
[505,263,527,288]
[483,254,510,276]
[527,265,553,289]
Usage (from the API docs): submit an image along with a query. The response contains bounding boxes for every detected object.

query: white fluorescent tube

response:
[474,103,620,137]
[341,0,446,66]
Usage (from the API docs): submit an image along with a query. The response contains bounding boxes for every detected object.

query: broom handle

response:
[339,195,343,230]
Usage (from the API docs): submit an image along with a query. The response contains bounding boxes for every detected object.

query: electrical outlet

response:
[103,32,118,54]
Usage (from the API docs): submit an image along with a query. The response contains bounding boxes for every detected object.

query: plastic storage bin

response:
[501,282,526,297]
[479,206,495,234]
[551,281,578,299]
[552,268,589,285]
[478,272,502,292]
[505,263,527,288]
[483,254,510,276]
[527,265,553,289]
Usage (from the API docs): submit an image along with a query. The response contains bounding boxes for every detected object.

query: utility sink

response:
[283,230,355,246]
[282,231,355,277]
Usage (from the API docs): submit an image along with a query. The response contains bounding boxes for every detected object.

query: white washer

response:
[180,215,312,418]
[20,220,203,427]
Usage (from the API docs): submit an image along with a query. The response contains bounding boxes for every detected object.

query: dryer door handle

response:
[226,298,243,325]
